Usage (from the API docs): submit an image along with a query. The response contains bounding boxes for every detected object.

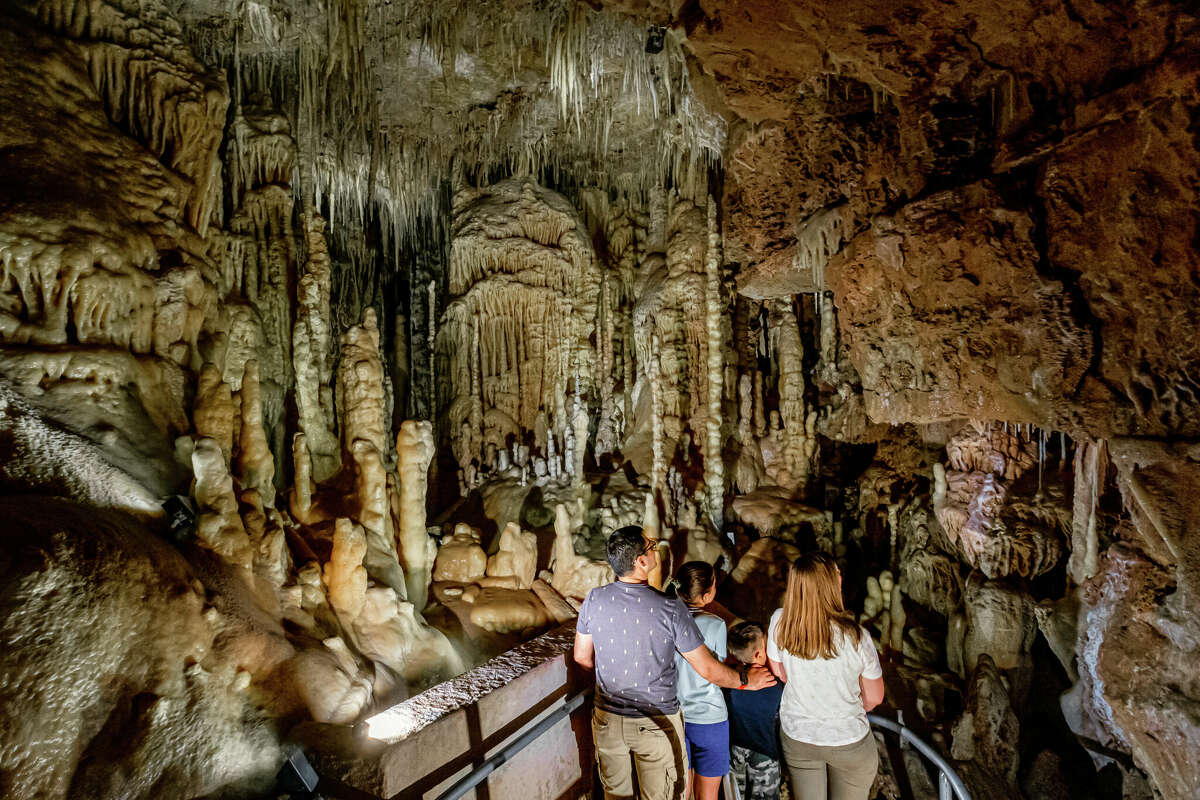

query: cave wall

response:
[606,0,1198,795]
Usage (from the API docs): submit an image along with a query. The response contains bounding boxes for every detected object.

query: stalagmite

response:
[338,308,389,458]
[531,578,578,624]
[772,299,812,490]
[571,395,589,484]
[396,420,437,609]
[486,522,538,589]
[191,437,253,568]
[324,518,368,625]
[1069,439,1107,584]
[650,332,667,517]
[292,639,373,725]
[236,359,275,507]
[290,433,314,521]
[594,275,618,457]
[351,588,464,683]
[962,575,1036,673]
[433,524,488,583]
[550,502,615,599]
[353,438,405,597]
[703,195,725,528]
[194,363,234,462]
[292,209,340,481]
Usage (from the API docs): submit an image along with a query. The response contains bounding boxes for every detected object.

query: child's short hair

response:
[728,620,765,662]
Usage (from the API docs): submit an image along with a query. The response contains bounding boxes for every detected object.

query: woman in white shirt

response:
[767,552,885,800]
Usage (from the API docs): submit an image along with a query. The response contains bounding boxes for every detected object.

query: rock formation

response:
[0,0,1197,796]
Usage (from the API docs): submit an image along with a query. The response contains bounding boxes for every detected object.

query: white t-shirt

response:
[766,608,883,746]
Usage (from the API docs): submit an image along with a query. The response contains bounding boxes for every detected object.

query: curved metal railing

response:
[425,695,971,800]
[867,712,972,800]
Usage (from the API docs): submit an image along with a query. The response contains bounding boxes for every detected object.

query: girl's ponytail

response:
[671,561,716,606]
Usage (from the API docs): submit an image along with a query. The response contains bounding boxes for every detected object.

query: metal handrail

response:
[428,694,970,800]
[433,689,591,800]
[867,713,972,800]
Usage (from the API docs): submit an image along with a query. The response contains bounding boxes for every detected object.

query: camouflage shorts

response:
[731,745,782,800]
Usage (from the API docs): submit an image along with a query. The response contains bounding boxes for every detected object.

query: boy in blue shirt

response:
[725,621,785,800]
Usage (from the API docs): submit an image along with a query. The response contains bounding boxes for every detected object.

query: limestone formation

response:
[339,309,390,459]
[465,587,552,634]
[486,522,538,590]
[0,497,279,798]
[952,655,1021,792]
[933,423,1064,580]
[194,364,234,462]
[1,0,1198,796]
[292,210,340,482]
[191,437,253,568]
[351,588,464,684]
[433,524,489,584]
[549,503,615,600]
[324,518,369,625]
[962,575,1036,676]
[728,537,803,621]
[236,360,275,508]
[438,179,598,481]
[396,420,437,609]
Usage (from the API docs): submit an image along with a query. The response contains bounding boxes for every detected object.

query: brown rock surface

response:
[832,182,1091,426]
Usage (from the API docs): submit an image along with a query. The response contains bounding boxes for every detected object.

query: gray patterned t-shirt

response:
[577,580,705,716]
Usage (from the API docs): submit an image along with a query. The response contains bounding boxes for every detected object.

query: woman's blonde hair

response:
[774,551,862,659]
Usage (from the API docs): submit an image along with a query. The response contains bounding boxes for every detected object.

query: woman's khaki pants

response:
[780,731,879,800]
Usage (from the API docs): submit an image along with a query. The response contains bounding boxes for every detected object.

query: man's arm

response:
[860,675,884,711]
[682,645,776,690]
[574,632,594,669]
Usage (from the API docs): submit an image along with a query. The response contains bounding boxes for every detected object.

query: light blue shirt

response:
[674,610,728,724]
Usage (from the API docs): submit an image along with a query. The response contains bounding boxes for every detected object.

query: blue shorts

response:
[684,719,730,777]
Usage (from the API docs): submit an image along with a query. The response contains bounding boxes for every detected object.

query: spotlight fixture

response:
[276,747,320,796]
[645,25,666,54]
[162,495,197,542]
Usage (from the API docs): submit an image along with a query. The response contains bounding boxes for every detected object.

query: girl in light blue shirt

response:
[671,561,729,800]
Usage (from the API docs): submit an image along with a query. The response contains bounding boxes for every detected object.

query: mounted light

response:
[162,495,196,542]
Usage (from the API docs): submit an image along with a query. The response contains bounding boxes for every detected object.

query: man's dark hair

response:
[607,525,646,577]
[728,620,765,663]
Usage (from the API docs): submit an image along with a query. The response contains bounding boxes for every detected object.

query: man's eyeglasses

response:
[641,540,659,555]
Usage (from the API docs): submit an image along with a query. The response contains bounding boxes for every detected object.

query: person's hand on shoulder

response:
[744,663,776,690]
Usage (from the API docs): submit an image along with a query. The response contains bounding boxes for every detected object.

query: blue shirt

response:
[725,680,786,759]
[577,581,704,716]
[674,611,728,723]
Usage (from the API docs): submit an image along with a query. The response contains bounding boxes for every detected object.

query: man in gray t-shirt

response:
[574,527,774,800]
